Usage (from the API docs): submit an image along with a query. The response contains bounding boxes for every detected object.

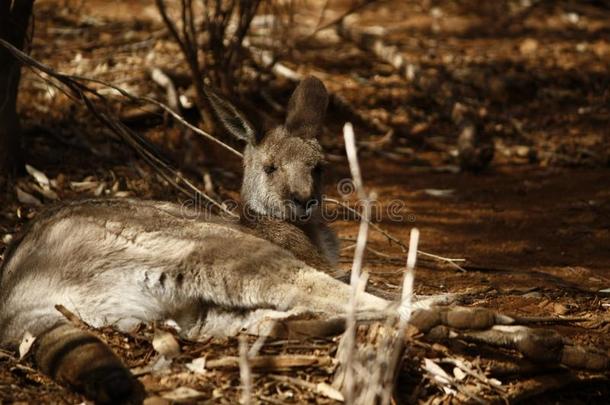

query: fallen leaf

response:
[94,182,106,197]
[31,183,59,200]
[489,377,502,386]
[161,387,205,401]
[70,181,99,191]
[423,358,455,395]
[316,382,344,401]
[152,355,173,375]
[16,187,42,206]
[25,164,51,190]
[152,329,180,358]
[185,357,206,374]
[19,331,36,359]
[453,367,466,381]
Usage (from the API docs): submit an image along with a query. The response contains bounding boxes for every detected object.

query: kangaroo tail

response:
[34,322,142,404]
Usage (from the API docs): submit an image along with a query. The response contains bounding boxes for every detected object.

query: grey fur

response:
[0,76,387,349]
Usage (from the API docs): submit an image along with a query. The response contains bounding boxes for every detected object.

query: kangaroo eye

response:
[264,164,277,175]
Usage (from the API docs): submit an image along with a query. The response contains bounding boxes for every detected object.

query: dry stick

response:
[267,374,344,402]
[206,355,333,370]
[325,197,466,271]
[342,122,377,403]
[155,0,216,131]
[150,67,180,112]
[439,358,506,395]
[54,70,243,158]
[336,20,418,82]
[54,304,92,330]
[238,335,253,405]
[377,228,419,405]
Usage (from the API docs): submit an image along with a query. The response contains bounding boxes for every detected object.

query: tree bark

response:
[0,0,34,181]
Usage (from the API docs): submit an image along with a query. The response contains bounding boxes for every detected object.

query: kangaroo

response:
[0,77,391,403]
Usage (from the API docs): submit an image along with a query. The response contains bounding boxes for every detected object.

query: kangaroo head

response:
[207,76,329,222]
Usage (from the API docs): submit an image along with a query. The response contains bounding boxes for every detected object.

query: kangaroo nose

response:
[291,193,308,208]
[291,193,317,210]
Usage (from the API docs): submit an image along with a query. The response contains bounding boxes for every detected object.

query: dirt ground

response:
[1,0,609,403]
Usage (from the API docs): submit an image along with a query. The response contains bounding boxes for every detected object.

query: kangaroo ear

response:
[204,87,257,144]
[285,76,329,139]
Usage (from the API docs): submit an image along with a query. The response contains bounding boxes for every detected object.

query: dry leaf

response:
[161,387,205,401]
[423,358,455,394]
[70,180,99,191]
[453,366,466,381]
[16,187,42,206]
[31,183,59,200]
[19,331,36,359]
[489,377,502,386]
[316,382,344,401]
[25,164,51,190]
[94,182,106,197]
[185,357,206,374]
[152,329,180,358]
[152,355,173,375]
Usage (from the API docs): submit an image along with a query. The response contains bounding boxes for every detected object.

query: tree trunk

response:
[0,0,34,181]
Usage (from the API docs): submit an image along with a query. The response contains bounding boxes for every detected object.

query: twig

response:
[150,67,180,112]
[439,358,506,395]
[206,354,333,370]
[342,122,371,404]
[324,197,467,271]
[238,335,252,405]
[268,374,344,402]
[378,228,418,405]
[336,20,418,82]
[55,304,91,330]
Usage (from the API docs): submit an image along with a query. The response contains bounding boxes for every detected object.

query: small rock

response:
[519,38,539,55]
[152,329,180,358]
[553,303,569,315]
[144,397,170,405]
